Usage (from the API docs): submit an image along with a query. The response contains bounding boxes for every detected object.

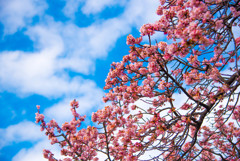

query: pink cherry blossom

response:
[36,1,240,160]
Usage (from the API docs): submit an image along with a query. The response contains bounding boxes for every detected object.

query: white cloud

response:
[0,0,161,98]
[0,18,128,97]
[63,0,159,29]
[63,0,127,18]
[78,0,161,57]
[0,121,45,149]
[0,50,101,98]
[0,50,62,97]
[81,0,127,15]
[12,139,62,161]
[122,0,159,28]
[59,20,128,59]
[225,26,240,52]
[0,48,103,98]
[233,26,240,38]
[0,0,47,34]
[62,0,83,19]
[81,18,130,57]
[25,20,64,53]
[44,83,104,123]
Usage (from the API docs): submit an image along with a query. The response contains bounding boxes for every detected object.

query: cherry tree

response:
[36,0,240,160]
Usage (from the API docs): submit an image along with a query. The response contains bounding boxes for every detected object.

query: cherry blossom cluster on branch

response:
[36,0,240,160]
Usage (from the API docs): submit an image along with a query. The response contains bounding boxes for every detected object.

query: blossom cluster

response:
[36,0,240,160]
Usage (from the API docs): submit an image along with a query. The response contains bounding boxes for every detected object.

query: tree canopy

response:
[36,0,240,160]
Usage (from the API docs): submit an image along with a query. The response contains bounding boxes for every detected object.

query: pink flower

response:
[215,62,222,67]
[36,105,40,110]
[203,11,212,20]
[160,0,166,5]
[122,75,128,82]
[102,97,109,103]
[126,34,135,45]
[158,41,167,51]
[230,7,240,17]
[70,99,79,108]
[50,137,58,145]
[235,37,240,46]
[92,112,98,122]
[163,53,173,61]
[139,68,148,75]
[215,19,223,30]
[172,69,181,76]
[35,113,44,123]
[156,6,164,15]
[126,35,142,45]
[180,103,192,110]
[63,158,72,161]
[158,80,165,90]
[183,142,191,152]
[140,24,155,36]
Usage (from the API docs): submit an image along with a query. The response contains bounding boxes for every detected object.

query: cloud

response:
[63,0,127,18]
[44,82,104,123]
[81,0,127,15]
[63,0,159,28]
[59,19,129,59]
[233,26,240,38]
[0,0,161,98]
[0,48,101,98]
[122,0,159,27]
[62,0,83,19]
[0,121,45,149]
[0,17,129,97]
[0,0,47,34]
[0,50,100,98]
[80,18,130,57]
[25,20,64,52]
[0,50,64,98]
[12,139,62,161]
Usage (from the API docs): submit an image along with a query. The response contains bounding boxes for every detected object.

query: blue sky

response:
[0,0,161,160]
